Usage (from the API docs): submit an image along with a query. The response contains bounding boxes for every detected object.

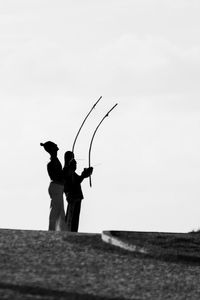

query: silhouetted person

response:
[63,151,93,232]
[40,141,66,231]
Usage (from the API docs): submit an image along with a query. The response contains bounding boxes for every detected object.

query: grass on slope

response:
[110,231,200,262]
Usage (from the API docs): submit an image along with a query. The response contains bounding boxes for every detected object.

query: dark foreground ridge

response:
[1,228,200,299]
[0,282,131,300]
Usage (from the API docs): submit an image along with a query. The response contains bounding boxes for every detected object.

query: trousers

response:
[48,182,66,231]
[65,200,81,232]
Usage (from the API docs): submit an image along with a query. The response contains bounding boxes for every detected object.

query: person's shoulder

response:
[62,166,68,173]
[52,157,61,164]
[74,172,81,181]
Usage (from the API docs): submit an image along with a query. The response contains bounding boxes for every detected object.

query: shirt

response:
[47,157,63,184]
[63,167,84,202]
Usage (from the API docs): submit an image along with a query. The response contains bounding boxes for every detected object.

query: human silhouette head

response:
[64,151,74,163]
[64,151,76,170]
[40,141,59,156]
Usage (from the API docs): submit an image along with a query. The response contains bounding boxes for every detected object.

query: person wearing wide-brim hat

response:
[40,141,66,231]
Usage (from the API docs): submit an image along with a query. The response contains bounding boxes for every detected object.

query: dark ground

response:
[1,229,200,299]
[110,230,200,262]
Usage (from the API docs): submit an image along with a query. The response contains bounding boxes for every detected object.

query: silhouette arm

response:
[79,168,93,183]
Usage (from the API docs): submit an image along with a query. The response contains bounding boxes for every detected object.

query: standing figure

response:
[40,141,66,231]
[63,151,93,232]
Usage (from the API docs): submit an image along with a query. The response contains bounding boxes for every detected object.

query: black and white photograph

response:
[1,1,200,299]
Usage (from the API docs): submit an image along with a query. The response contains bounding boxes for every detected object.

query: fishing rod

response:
[72,96,102,153]
[88,103,118,187]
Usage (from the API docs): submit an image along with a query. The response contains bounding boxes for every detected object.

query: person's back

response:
[47,156,63,184]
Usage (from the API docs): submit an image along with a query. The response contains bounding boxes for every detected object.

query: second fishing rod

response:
[71,96,118,187]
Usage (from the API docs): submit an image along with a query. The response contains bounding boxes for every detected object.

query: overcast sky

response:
[1,0,200,233]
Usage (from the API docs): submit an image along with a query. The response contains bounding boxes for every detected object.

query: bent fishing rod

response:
[72,96,102,153]
[88,103,118,187]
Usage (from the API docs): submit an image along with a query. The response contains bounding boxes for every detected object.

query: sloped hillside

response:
[0,229,200,299]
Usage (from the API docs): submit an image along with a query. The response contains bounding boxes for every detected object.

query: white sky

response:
[1,0,200,233]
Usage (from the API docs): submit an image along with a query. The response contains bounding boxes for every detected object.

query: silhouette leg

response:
[49,203,64,231]
[65,202,76,231]
[48,182,64,231]
[71,201,81,232]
